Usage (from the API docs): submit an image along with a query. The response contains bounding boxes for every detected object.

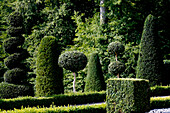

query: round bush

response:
[108,41,124,55]
[108,61,125,75]
[3,36,25,54]
[4,68,27,84]
[58,51,88,72]
[0,82,34,99]
[7,26,24,36]
[4,53,24,69]
[8,11,23,27]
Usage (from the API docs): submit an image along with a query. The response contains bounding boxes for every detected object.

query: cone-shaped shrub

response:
[36,36,64,97]
[85,52,105,92]
[137,14,163,86]
[58,51,87,92]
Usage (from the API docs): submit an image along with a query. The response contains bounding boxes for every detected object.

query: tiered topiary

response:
[35,36,64,97]
[108,41,125,78]
[136,14,163,86]
[85,52,105,92]
[0,11,33,99]
[58,51,87,92]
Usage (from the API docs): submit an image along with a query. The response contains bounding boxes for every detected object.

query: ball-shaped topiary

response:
[36,36,64,96]
[108,61,125,76]
[85,52,105,92]
[0,82,33,99]
[8,11,23,27]
[108,41,124,55]
[3,36,25,54]
[137,14,163,86]
[7,26,24,36]
[4,68,27,84]
[58,51,88,72]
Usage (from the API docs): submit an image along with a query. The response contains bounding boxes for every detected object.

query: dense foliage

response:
[85,52,105,92]
[107,78,150,113]
[36,36,64,97]
[108,61,125,76]
[137,14,163,86]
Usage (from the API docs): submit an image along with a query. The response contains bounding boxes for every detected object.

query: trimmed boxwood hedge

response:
[150,85,170,97]
[107,78,150,113]
[0,82,33,99]
[36,36,64,96]
[0,103,106,113]
[0,91,106,110]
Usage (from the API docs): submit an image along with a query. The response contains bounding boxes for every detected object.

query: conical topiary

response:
[136,14,163,86]
[35,36,64,97]
[85,52,106,92]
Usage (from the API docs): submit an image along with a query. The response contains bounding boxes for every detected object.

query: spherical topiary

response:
[108,61,125,76]
[8,11,23,27]
[0,82,33,99]
[4,68,27,84]
[108,41,124,55]
[85,52,105,92]
[58,51,87,72]
[3,36,25,54]
[7,26,24,36]
[137,14,163,86]
[36,36,64,96]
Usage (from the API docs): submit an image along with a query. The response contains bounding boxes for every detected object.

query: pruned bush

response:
[85,52,105,92]
[106,78,150,113]
[7,26,24,36]
[162,60,170,85]
[108,61,125,76]
[8,11,23,27]
[108,41,124,55]
[4,68,27,84]
[58,51,87,72]
[36,36,64,97]
[3,36,25,54]
[0,82,33,99]
[136,14,163,86]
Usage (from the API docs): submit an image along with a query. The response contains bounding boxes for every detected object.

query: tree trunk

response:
[100,0,106,25]
[73,72,76,92]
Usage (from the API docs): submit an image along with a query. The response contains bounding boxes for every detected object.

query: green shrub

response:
[106,78,150,113]
[8,11,23,27]
[150,96,170,109]
[0,82,33,99]
[162,60,170,85]
[36,36,64,97]
[107,41,124,55]
[137,14,163,86]
[0,103,106,113]
[4,68,27,84]
[85,52,105,92]
[3,36,25,54]
[108,61,125,76]
[0,91,106,110]
[7,26,24,36]
[150,85,170,97]
[58,51,87,72]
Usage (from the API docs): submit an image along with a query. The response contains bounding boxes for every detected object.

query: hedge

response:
[150,85,170,97]
[107,78,150,113]
[0,91,106,110]
[150,96,170,109]
[0,103,106,113]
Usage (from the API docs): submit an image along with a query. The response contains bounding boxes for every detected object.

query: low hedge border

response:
[150,85,170,97]
[150,96,170,109]
[0,91,106,110]
[0,103,106,113]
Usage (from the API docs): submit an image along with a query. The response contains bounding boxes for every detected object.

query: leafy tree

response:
[136,14,163,86]
[58,51,87,92]
[36,36,64,96]
[85,52,105,92]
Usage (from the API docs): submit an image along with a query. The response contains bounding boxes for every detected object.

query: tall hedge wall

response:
[106,78,150,113]
[35,36,64,97]
[137,14,163,86]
